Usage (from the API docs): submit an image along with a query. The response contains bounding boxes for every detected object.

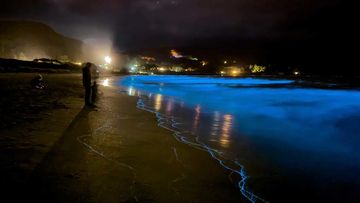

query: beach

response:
[0,74,245,202]
[2,73,360,202]
[0,73,83,200]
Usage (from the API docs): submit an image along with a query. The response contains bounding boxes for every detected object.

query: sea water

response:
[119,75,360,202]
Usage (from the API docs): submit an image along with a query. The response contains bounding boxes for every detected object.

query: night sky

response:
[0,0,356,73]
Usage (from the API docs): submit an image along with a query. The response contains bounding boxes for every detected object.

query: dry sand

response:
[0,73,84,200]
[0,74,245,202]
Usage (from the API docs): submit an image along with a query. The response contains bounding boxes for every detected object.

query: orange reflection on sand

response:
[154,94,163,111]
[220,114,233,148]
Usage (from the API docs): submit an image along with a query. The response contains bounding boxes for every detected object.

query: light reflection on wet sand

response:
[220,114,233,148]
[154,94,163,111]
[125,86,234,149]
[210,111,221,137]
[166,98,175,114]
[131,90,264,203]
[128,87,136,96]
[191,105,201,134]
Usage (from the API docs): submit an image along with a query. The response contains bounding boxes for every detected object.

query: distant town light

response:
[105,56,112,64]
[232,70,240,76]
[224,60,228,64]
[188,57,198,61]
[171,49,198,61]
[140,56,156,61]
[170,50,183,58]
[158,67,166,72]
[130,66,137,72]
[249,64,266,73]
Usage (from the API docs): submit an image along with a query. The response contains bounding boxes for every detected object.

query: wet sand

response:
[0,74,245,202]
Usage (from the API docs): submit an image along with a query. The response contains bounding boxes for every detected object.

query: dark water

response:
[118,75,360,203]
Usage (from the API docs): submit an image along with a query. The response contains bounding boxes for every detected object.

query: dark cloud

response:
[0,0,355,70]
[0,0,343,42]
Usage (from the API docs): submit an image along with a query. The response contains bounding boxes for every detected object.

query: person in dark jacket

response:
[91,80,98,104]
[82,63,92,106]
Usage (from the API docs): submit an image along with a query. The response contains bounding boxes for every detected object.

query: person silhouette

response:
[31,74,45,89]
[82,63,92,106]
[91,81,98,104]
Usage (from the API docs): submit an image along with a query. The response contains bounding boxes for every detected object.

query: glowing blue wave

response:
[119,75,360,202]
[76,107,139,201]
[122,75,293,85]
[136,98,269,203]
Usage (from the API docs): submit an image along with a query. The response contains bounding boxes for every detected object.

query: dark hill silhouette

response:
[0,20,83,61]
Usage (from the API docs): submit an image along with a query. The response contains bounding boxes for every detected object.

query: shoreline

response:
[134,95,266,203]
[117,74,360,203]
[1,73,248,202]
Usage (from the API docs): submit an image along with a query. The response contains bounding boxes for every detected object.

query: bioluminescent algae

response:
[136,98,268,203]
[119,75,360,203]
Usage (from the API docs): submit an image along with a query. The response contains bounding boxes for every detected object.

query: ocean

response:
[119,75,360,202]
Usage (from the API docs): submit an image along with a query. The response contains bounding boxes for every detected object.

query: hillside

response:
[0,20,83,61]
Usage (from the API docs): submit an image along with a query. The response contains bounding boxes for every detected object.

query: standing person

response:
[90,64,99,105]
[82,63,92,106]
[91,81,98,104]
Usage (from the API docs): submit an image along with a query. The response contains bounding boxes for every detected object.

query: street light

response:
[105,56,112,64]
[102,78,110,87]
